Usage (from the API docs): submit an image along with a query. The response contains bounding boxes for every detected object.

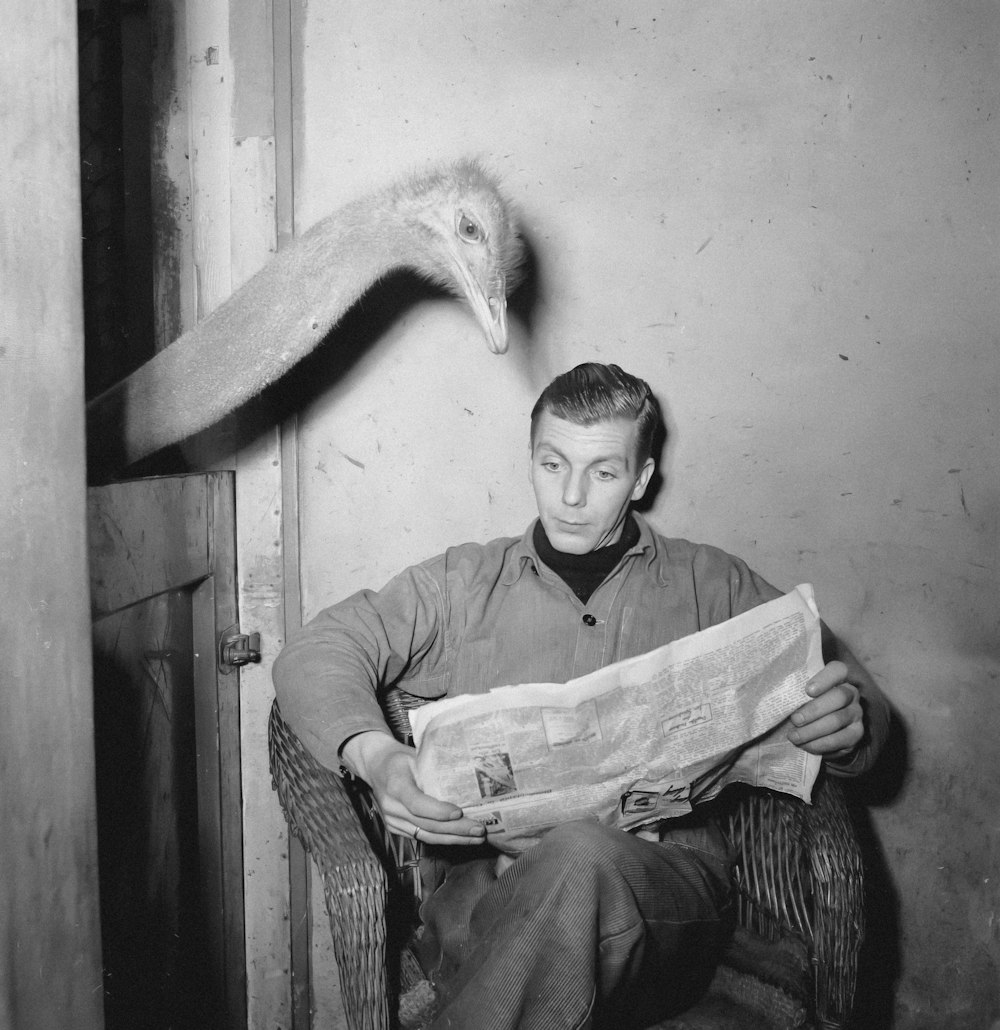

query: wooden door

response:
[88,473,245,1030]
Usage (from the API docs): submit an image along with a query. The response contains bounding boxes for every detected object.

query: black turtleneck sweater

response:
[532,515,641,604]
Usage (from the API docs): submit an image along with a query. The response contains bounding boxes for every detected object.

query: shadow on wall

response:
[846,704,909,1030]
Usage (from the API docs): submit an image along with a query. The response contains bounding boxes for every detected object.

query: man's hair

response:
[530,363,663,466]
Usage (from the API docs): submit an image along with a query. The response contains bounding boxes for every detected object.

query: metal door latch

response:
[219,625,262,672]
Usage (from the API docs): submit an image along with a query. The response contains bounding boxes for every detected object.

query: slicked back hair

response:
[530,363,662,468]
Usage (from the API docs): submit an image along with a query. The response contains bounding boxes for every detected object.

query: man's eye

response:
[595,470,616,481]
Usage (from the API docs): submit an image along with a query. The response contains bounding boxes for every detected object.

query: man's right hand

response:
[341,731,487,846]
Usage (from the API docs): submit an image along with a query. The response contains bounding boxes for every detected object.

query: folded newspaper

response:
[409,585,824,844]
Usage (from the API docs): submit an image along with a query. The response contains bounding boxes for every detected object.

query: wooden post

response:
[0,1,105,1028]
[172,0,295,1023]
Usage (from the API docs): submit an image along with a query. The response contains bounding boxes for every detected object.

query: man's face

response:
[529,412,654,554]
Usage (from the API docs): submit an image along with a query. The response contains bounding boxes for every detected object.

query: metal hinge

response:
[219,625,262,673]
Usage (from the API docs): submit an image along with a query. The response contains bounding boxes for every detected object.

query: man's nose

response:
[562,472,586,507]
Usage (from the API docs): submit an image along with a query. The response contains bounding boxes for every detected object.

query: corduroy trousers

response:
[417,820,734,1030]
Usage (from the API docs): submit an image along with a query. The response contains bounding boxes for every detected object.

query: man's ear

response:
[631,457,655,502]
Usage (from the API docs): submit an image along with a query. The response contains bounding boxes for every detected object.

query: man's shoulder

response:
[639,519,778,603]
[641,520,782,616]
[664,537,747,569]
[415,528,529,581]
[641,520,747,572]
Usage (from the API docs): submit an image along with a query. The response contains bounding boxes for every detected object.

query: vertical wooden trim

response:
[279,424,302,635]
[236,430,292,1030]
[208,472,246,1030]
[224,0,294,1021]
[185,0,233,323]
[219,0,299,1021]
[149,0,197,350]
[272,0,295,248]
[0,0,104,1026]
[281,415,313,1028]
[192,571,226,1016]
[271,2,312,1022]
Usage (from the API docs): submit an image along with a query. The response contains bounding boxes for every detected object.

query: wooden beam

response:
[0,0,105,1026]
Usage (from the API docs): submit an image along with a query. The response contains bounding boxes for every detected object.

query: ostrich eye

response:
[458,214,483,242]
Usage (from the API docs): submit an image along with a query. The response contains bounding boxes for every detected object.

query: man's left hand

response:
[787,660,863,759]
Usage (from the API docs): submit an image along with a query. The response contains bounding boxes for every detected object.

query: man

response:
[273,362,889,1030]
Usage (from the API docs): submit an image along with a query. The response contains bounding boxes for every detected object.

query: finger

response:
[401,785,465,822]
[415,824,489,846]
[386,814,486,844]
[788,709,863,753]
[376,758,465,822]
[379,794,471,831]
[792,681,859,728]
[790,723,863,756]
[414,814,487,839]
[805,660,849,698]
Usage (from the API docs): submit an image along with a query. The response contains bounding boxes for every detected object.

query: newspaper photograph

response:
[409,584,825,846]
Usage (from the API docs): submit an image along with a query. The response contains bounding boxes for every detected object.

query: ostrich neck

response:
[297,196,436,297]
[90,192,447,470]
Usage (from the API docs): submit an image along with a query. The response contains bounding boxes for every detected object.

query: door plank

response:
[235,429,294,1029]
[211,474,248,1030]
[92,590,207,1027]
[192,472,245,1030]
[88,475,212,617]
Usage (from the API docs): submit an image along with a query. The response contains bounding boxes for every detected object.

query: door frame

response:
[151,1,302,1023]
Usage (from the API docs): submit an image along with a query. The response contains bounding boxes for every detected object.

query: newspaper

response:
[410,585,824,846]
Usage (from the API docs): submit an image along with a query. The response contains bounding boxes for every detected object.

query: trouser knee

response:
[529,819,624,867]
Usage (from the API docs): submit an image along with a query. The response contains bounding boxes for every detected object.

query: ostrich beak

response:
[455,258,510,355]
[481,287,510,356]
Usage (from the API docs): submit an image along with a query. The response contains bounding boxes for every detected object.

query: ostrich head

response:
[391,159,524,354]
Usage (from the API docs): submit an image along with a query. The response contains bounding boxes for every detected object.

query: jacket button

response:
[582,614,597,626]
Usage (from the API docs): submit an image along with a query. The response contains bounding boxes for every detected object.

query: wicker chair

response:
[268,694,864,1030]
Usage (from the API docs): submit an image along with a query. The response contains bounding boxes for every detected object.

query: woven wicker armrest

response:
[268,701,392,1030]
[722,775,863,1029]
[802,776,864,1028]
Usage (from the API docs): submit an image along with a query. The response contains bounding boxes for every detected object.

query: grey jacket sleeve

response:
[272,558,449,771]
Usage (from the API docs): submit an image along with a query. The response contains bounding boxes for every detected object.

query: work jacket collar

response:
[501,511,667,587]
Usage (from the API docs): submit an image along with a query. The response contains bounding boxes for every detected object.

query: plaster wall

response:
[288,3,1000,1026]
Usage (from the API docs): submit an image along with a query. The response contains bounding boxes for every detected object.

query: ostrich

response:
[86,158,523,474]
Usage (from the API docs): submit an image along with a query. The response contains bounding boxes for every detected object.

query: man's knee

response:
[524,820,636,874]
